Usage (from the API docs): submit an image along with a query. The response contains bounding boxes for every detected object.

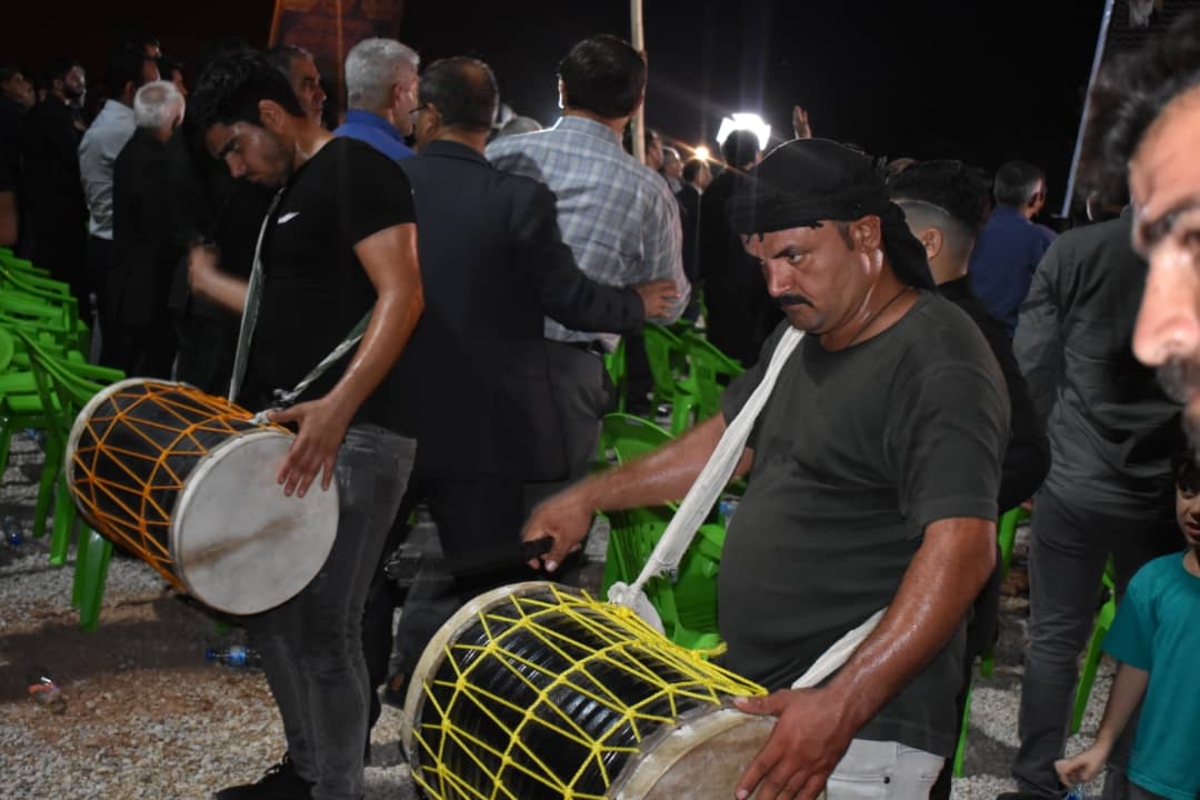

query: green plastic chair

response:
[15,328,125,630]
[642,325,694,434]
[1072,559,1117,734]
[598,412,672,465]
[604,337,628,413]
[953,504,1030,777]
[676,333,745,429]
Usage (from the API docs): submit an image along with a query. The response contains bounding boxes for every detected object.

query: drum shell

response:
[403,581,773,800]
[66,378,338,614]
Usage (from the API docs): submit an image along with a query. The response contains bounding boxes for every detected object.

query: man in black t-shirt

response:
[523,140,1009,800]
[186,51,423,800]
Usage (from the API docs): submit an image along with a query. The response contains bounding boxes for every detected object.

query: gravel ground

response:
[0,431,1114,799]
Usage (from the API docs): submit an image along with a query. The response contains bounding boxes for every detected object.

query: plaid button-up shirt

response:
[487,115,689,350]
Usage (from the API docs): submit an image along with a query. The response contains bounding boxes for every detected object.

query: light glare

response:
[715,113,771,152]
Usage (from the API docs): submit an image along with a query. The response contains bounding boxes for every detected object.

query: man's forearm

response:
[573,414,749,513]
[821,517,996,737]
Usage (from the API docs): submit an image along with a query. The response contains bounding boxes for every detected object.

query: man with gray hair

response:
[334,37,420,161]
[105,78,199,376]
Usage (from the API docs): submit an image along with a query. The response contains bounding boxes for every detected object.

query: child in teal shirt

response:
[1056,447,1200,800]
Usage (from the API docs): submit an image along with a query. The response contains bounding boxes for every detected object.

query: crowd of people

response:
[2,15,1199,800]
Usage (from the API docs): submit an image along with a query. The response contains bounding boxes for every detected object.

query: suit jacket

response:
[397,139,644,480]
[111,128,204,328]
[675,183,700,284]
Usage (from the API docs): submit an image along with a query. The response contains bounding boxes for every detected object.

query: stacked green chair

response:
[676,332,745,429]
[641,324,694,434]
[14,328,125,630]
[597,412,727,652]
[604,337,627,413]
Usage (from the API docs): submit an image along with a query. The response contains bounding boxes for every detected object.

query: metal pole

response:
[1061,0,1116,217]
[631,0,646,165]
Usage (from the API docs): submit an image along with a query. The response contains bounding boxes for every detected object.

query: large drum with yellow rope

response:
[402,581,775,800]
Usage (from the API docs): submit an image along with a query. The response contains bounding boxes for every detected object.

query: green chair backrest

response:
[599,412,672,465]
[642,324,689,405]
[681,334,744,424]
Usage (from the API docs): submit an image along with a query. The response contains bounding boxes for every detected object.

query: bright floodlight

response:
[715,113,771,152]
[694,146,710,161]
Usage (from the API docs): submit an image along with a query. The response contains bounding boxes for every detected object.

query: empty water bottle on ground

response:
[27,667,66,714]
[205,644,261,668]
[4,515,23,546]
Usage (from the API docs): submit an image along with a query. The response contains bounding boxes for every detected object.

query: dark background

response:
[10,0,1108,211]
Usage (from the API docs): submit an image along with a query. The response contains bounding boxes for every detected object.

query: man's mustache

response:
[777,294,812,308]
[1157,358,1200,404]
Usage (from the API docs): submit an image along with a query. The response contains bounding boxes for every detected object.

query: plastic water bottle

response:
[27,667,67,714]
[3,516,23,546]
[1065,785,1085,800]
[205,645,261,668]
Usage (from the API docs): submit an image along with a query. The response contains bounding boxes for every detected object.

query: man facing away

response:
[186,50,424,800]
[967,160,1056,336]
[334,38,420,162]
[486,34,689,508]
[523,138,1009,800]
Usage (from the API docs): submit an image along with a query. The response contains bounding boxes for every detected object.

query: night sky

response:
[15,0,1105,211]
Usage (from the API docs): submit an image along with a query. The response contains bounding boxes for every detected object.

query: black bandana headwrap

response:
[727,138,936,290]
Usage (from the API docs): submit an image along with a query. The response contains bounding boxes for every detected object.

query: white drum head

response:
[171,430,338,615]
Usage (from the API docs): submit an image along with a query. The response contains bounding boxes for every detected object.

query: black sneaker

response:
[214,753,313,799]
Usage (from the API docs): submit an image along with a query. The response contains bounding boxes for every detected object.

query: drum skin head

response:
[171,430,338,615]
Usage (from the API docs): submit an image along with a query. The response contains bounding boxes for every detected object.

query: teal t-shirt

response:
[1102,551,1200,800]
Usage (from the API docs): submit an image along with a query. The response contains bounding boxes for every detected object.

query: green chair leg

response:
[1072,593,1116,734]
[32,430,62,539]
[953,675,973,777]
[49,474,76,565]
[73,528,112,631]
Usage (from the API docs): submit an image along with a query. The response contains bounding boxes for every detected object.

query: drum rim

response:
[170,427,339,615]
[401,579,564,764]
[65,377,196,491]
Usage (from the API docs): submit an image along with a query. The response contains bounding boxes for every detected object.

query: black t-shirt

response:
[240,137,416,431]
[718,291,1009,757]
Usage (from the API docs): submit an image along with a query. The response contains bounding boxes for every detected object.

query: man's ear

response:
[257,99,286,133]
[918,226,944,261]
[850,216,883,251]
[557,78,567,110]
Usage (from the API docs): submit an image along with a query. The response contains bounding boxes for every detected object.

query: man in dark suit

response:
[20,57,89,317]
[360,56,680,741]
[107,80,200,376]
[676,156,710,321]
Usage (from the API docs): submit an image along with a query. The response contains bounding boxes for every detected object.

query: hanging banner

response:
[268,0,404,102]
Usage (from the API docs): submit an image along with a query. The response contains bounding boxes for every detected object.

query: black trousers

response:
[362,474,529,741]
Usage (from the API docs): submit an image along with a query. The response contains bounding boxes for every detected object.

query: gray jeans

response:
[825,739,944,799]
[1013,484,1178,798]
[245,424,415,800]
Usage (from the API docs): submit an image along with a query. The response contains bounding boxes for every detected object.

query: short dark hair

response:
[682,157,706,182]
[890,160,990,262]
[266,44,313,78]
[890,160,990,235]
[1173,439,1199,491]
[106,46,155,97]
[557,35,646,120]
[40,56,81,91]
[720,129,760,169]
[0,65,23,85]
[191,49,305,134]
[195,36,250,80]
[419,57,499,133]
[1081,12,1200,204]
[993,160,1045,207]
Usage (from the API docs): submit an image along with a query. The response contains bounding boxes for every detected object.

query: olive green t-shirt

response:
[718,291,1009,757]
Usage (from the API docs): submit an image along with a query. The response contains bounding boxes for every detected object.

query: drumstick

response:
[386,538,554,588]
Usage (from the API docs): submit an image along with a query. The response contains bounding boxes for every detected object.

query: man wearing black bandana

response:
[524,139,1010,800]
